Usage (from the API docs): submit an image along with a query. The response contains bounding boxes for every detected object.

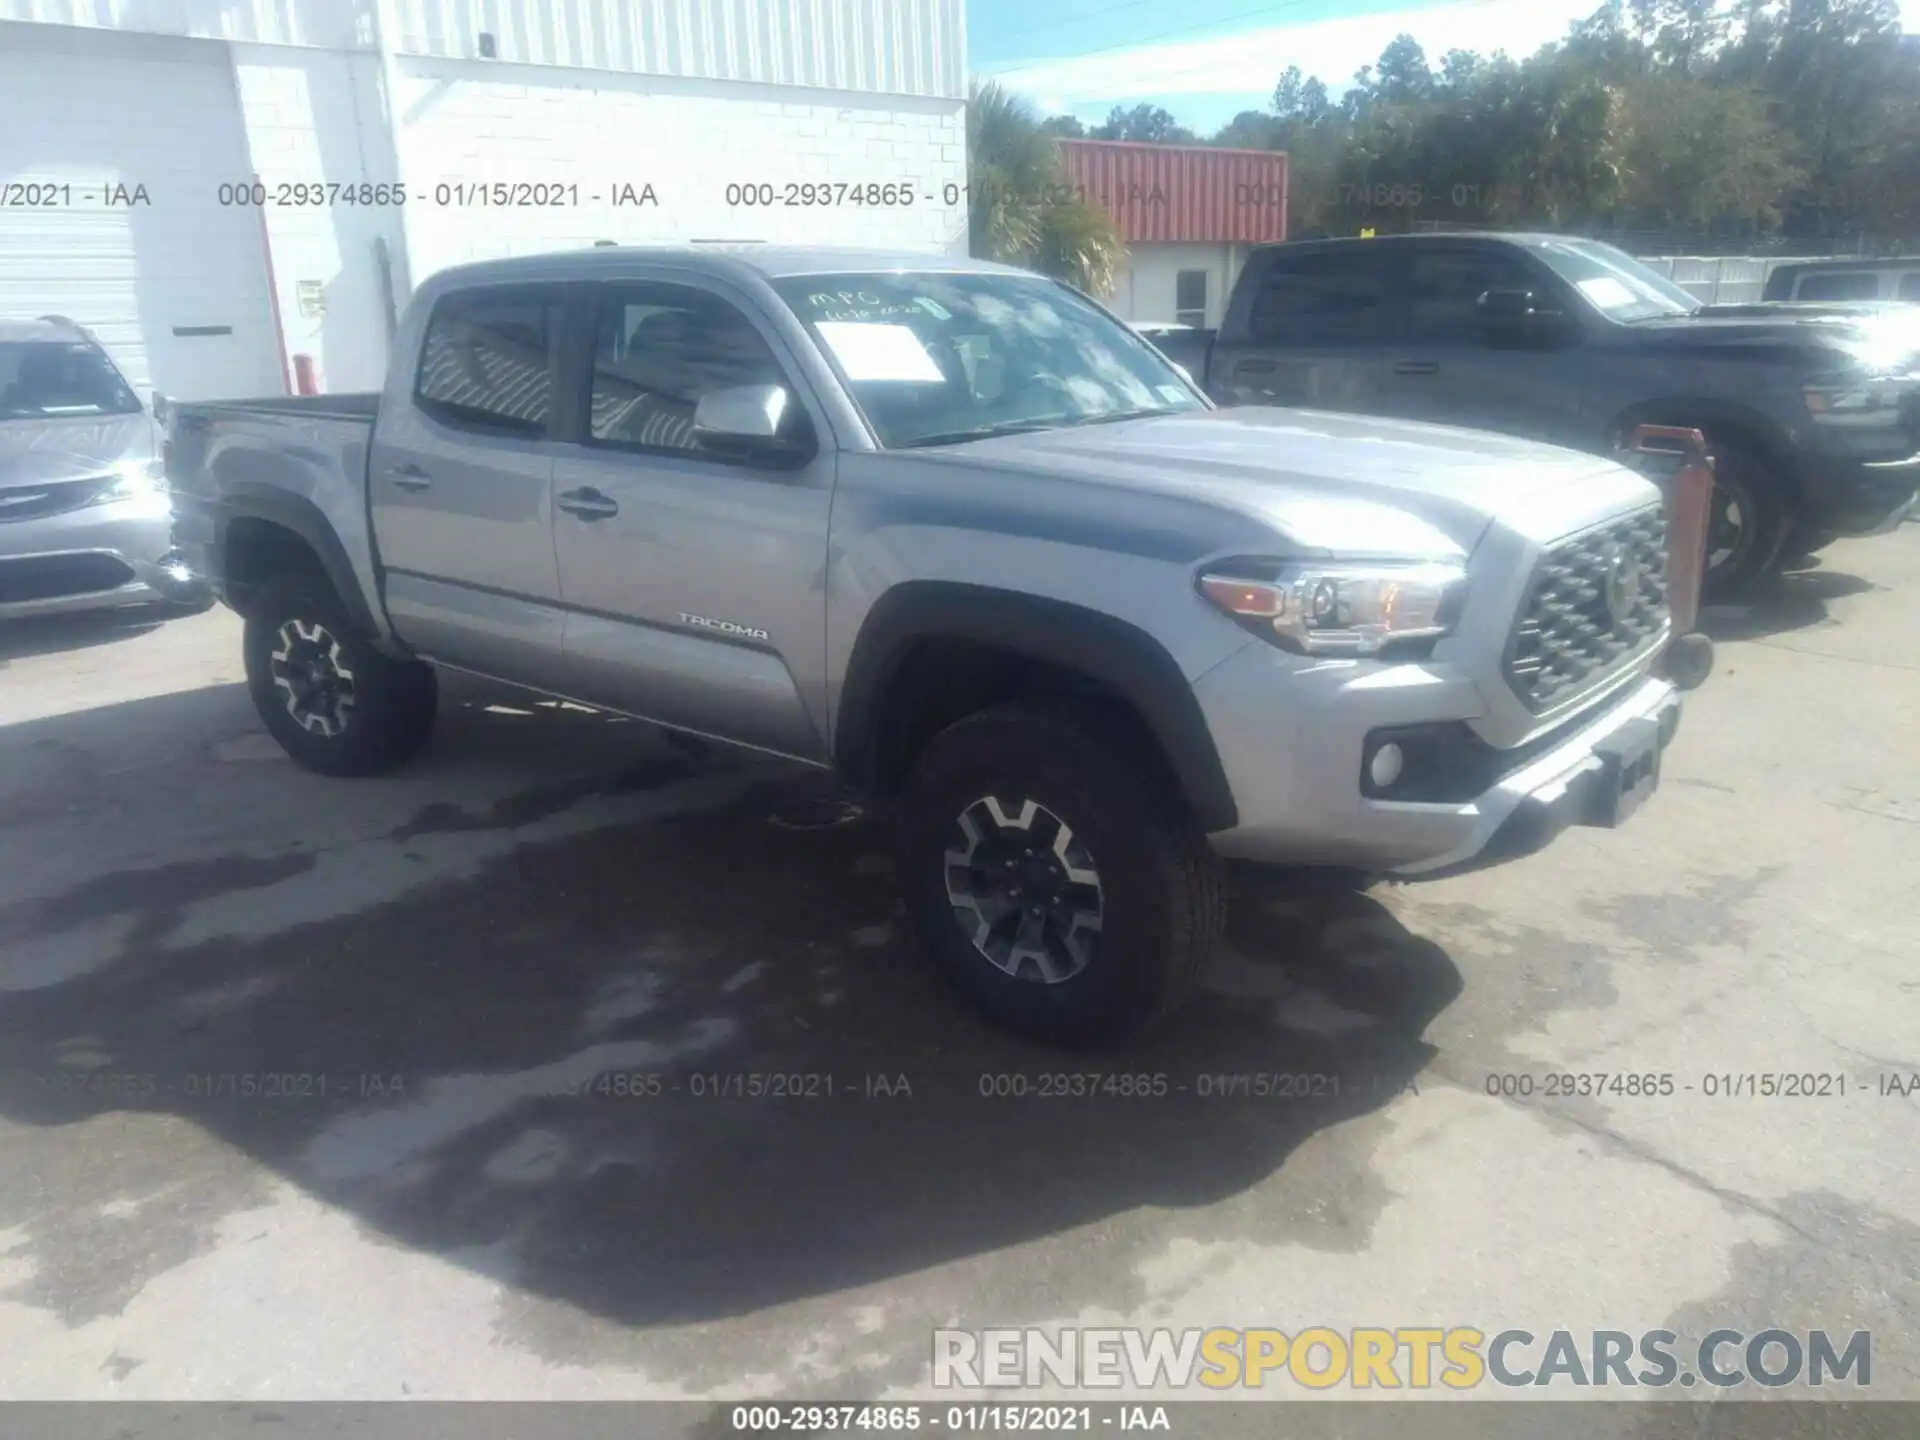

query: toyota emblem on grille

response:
[1603,544,1642,624]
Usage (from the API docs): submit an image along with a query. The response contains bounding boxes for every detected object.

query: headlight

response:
[94,458,169,503]
[1198,560,1469,656]
[1803,376,1912,417]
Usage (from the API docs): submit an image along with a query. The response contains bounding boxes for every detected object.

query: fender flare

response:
[1602,398,1807,499]
[215,485,389,646]
[835,581,1240,833]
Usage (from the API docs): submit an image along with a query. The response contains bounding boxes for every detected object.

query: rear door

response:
[547,273,836,761]
[1376,242,1590,446]
[369,281,572,691]
[1211,247,1399,413]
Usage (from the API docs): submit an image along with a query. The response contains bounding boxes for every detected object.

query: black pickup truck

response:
[1198,232,1920,591]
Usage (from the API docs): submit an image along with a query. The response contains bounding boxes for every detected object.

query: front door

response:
[1376,244,1589,447]
[549,275,835,761]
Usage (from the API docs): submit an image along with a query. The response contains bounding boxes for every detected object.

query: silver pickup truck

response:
[167,245,1686,1043]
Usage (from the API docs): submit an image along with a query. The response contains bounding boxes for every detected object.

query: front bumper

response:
[0,495,203,620]
[1798,450,1920,536]
[1194,639,1680,876]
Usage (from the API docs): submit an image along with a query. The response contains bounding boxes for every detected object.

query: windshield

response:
[0,340,143,420]
[768,271,1208,449]
[1531,240,1701,322]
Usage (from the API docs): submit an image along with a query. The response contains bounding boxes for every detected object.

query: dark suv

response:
[1205,233,1920,590]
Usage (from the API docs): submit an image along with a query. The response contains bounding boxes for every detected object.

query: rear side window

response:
[414,285,563,435]
[1247,250,1398,344]
[1898,273,1920,302]
[1796,272,1881,302]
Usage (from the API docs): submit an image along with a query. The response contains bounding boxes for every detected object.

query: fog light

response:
[1368,743,1405,789]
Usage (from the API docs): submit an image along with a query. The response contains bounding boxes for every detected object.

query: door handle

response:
[385,464,432,490]
[1393,360,1440,376]
[556,486,620,520]
[1236,358,1276,374]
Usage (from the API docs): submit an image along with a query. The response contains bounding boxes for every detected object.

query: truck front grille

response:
[1504,505,1669,712]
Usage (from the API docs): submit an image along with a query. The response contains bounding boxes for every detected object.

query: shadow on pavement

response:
[1697,559,1876,644]
[0,677,1462,1336]
[0,607,171,663]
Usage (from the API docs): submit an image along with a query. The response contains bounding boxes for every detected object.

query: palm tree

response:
[967,82,1125,299]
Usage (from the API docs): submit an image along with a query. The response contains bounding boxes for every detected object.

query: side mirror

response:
[151,391,170,424]
[1476,289,1569,344]
[692,384,812,463]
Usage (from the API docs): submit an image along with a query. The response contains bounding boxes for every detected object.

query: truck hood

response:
[0,412,156,488]
[1626,305,1920,373]
[947,407,1657,554]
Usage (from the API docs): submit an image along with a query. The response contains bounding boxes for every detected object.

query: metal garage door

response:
[0,23,285,401]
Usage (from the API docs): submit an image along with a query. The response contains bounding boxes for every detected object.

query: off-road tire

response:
[243,572,437,776]
[898,699,1226,1047]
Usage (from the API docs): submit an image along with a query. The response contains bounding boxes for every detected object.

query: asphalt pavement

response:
[0,530,1916,1414]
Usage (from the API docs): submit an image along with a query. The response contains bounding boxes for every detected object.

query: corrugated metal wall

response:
[1057,140,1288,245]
[1,0,967,97]
[391,0,964,97]
[0,1,364,49]
[1639,255,1806,305]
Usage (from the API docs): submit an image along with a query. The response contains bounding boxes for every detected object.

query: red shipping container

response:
[1056,139,1289,245]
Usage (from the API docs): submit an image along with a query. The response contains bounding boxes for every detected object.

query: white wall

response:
[388,58,968,284]
[1,0,968,97]
[7,0,971,390]
[1112,243,1243,328]
[230,44,406,392]
[0,21,285,400]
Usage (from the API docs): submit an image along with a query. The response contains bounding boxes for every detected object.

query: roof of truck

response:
[426,245,1035,290]
[1249,232,1587,254]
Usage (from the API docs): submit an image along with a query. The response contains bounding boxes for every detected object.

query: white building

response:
[0,0,968,399]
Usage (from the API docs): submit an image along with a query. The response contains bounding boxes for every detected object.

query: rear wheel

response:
[898,700,1226,1046]
[243,573,437,776]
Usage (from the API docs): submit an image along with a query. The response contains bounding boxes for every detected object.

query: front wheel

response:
[1699,439,1790,598]
[243,573,437,776]
[898,701,1226,1047]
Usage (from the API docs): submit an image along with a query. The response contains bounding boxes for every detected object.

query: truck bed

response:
[164,394,387,640]
[178,391,380,418]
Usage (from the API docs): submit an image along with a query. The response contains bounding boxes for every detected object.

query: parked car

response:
[1202,234,1920,591]
[167,246,1688,1044]
[0,316,207,621]
[1762,258,1920,305]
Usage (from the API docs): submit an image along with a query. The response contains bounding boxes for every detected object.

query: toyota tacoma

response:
[166,246,1687,1044]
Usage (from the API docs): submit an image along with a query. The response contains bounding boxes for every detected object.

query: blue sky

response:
[972,0,1920,135]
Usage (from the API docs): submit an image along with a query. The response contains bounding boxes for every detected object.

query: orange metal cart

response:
[1615,424,1717,691]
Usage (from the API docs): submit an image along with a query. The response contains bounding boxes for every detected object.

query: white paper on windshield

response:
[1576,276,1639,310]
[816,322,944,382]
